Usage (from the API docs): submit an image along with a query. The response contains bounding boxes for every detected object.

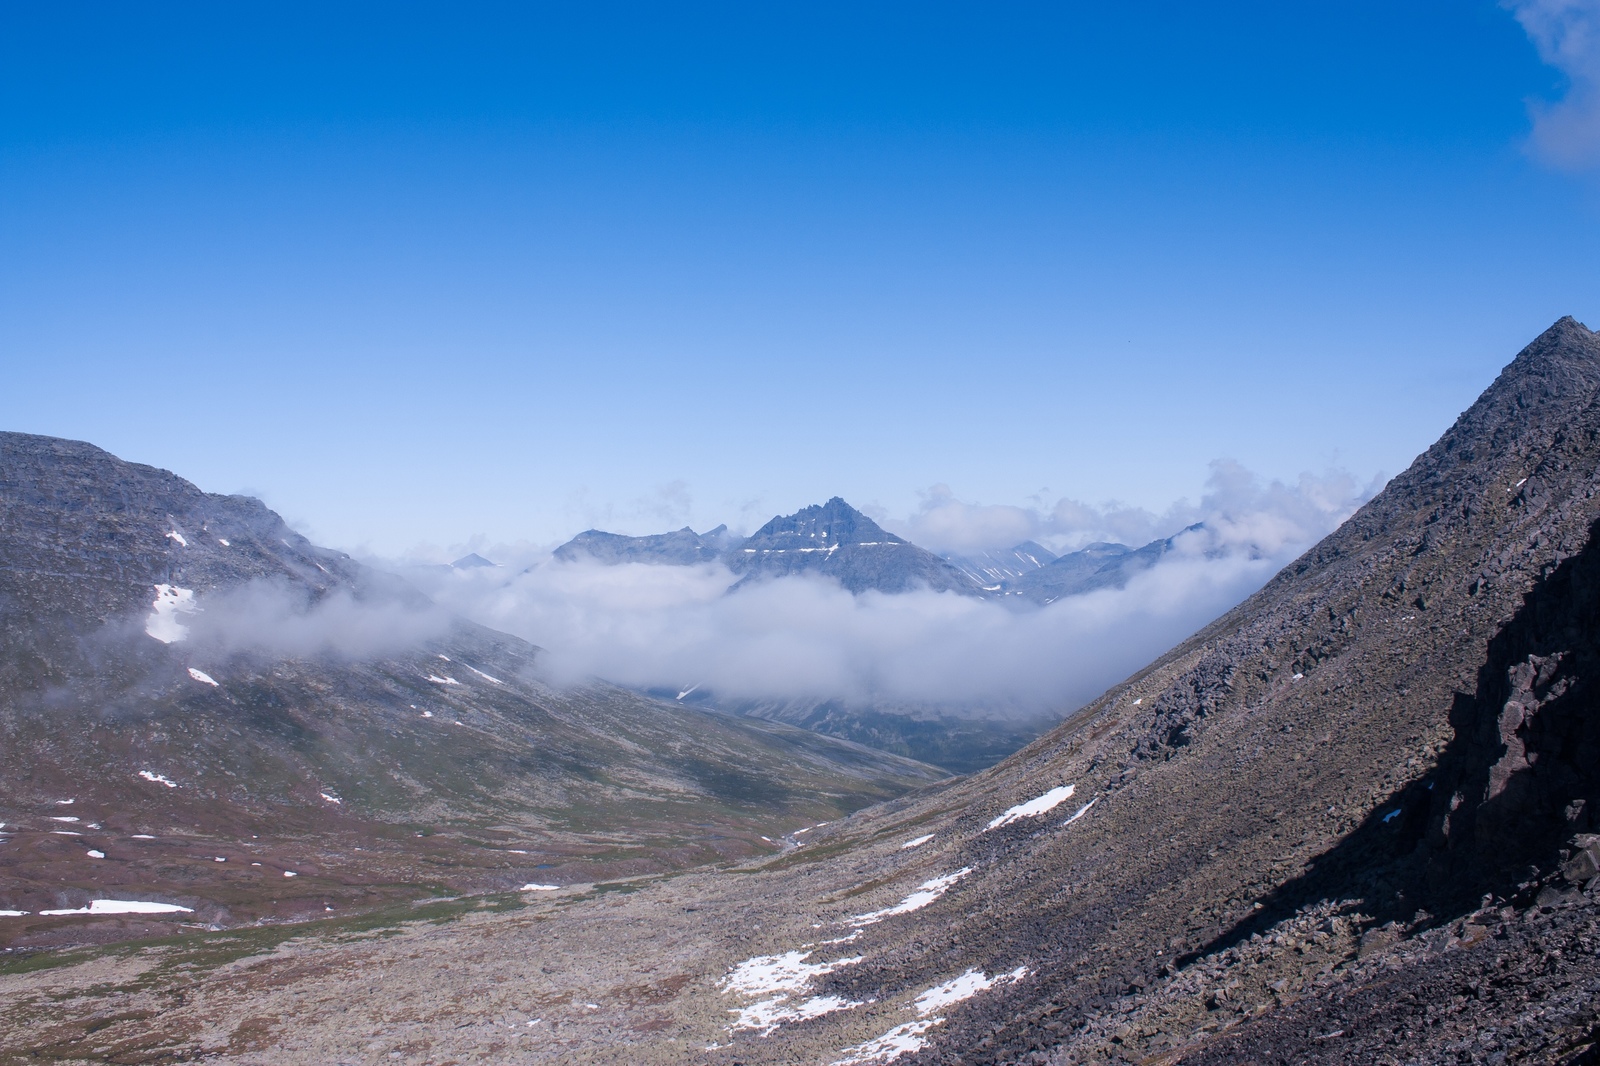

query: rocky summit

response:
[727,497,984,595]
[6,319,1600,1065]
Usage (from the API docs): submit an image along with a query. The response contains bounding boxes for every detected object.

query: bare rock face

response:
[552,524,734,565]
[728,496,985,595]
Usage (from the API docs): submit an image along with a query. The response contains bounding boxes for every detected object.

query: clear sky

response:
[3,2,1597,556]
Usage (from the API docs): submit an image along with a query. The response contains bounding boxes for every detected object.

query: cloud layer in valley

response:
[889,460,1371,558]
[405,463,1376,716]
[181,580,452,661]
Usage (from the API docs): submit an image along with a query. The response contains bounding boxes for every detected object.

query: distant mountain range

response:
[552,497,1202,604]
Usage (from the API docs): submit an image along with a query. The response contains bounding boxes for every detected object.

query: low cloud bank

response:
[183,579,452,660]
[407,464,1376,715]
[891,461,1373,558]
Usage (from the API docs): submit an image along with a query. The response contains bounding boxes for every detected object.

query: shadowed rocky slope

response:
[5,320,1600,1065]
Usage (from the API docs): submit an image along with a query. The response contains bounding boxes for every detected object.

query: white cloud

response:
[1506,0,1600,169]
[406,462,1371,714]
[891,461,1372,558]
[184,579,452,660]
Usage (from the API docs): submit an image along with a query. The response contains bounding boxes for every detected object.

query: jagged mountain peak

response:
[743,496,901,547]
[732,497,981,595]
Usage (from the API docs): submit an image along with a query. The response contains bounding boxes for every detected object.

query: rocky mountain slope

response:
[553,525,734,565]
[8,318,1600,1066]
[728,497,985,595]
[944,540,1058,588]
[0,434,945,950]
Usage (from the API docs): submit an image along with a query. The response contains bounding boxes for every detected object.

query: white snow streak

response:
[39,900,193,916]
[138,771,178,788]
[831,967,1028,1064]
[831,1019,940,1064]
[730,994,861,1037]
[913,966,1028,1015]
[1062,798,1096,826]
[519,883,560,891]
[850,868,972,926]
[187,667,218,686]
[986,784,1075,830]
[427,674,460,686]
[899,834,934,850]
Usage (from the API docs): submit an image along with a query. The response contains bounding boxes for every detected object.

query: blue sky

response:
[3,2,1597,555]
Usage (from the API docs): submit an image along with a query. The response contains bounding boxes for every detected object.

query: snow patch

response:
[851,868,972,926]
[831,967,1028,1064]
[464,664,503,684]
[899,834,934,850]
[427,674,460,686]
[217,537,230,546]
[145,584,197,643]
[831,1019,940,1064]
[48,816,80,823]
[913,966,1027,1015]
[1062,799,1096,826]
[187,667,218,686]
[319,792,341,804]
[87,850,105,859]
[520,883,560,891]
[720,950,866,1038]
[720,950,863,998]
[139,771,178,788]
[166,530,188,547]
[40,900,193,916]
[987,785,1075,830]
[0,910,27,917]
[283,871,297,878]
[731,994,861,1037]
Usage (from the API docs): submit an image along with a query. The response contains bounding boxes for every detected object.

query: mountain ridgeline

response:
[553,497,1202,604]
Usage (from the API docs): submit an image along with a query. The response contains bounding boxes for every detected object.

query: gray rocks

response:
[728,497,985,595]
[552,525,734,565]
